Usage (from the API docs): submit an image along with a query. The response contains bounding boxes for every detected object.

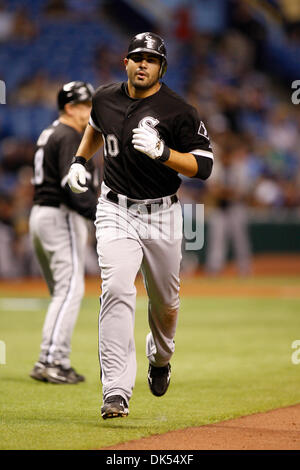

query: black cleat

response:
[148,363,171,397]
[30,362,47,382]
[101,395,129,419]
[44,363,85,384]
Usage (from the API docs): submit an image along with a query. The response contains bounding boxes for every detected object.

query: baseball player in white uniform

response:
[67,33,214,416]
[29,82,97,384]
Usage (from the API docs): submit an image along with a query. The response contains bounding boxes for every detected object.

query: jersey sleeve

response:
[89,104,102,133]
[173,106,214,161]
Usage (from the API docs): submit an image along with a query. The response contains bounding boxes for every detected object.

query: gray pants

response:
[29,204,88,368]
[206,204,251,275]
[95,183,183,404]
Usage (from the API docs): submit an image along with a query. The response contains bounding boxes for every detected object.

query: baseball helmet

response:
[127,32,167,78]
[57,81,94,110]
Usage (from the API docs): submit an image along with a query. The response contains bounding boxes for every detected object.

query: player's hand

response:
[67,163,88,193]
[132,127,164,160]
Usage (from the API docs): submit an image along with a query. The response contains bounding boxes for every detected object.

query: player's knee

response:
[53,274,85,299]
[53,280,69,298]
[102,278,136,300]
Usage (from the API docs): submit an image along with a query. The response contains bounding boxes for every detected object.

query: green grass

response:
[0,280,300,449]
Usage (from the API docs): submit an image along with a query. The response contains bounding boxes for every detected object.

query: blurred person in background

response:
[0,0,14,42]
[229,0,267,69]
[29,81,98,385]
[12,71,61,107]
[44,0,68,18]
[253,172,284,208]
[0,138,38,277]
[0,193,20,278]
[205,132,252,276]
[11,5,38,41]
[280,0,300,41]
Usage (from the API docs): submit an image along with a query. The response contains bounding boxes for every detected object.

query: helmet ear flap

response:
[159,59,167,78]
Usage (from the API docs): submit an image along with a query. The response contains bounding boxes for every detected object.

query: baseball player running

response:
[67,33,213,415]
[29,81,98,384]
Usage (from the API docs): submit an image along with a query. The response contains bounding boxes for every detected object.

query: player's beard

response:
[130,72,159,91]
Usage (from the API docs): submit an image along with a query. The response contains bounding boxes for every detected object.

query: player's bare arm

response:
[163,149,201,177]
[68,124,103,193]
[76,123,103,161]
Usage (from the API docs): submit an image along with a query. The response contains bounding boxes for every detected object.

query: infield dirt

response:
[102,404,300,450]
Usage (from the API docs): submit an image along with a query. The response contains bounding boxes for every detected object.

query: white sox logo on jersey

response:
[103,117,160,158]
[138,116,159,136]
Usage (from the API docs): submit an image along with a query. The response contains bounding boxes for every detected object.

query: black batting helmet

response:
[57,81,94,111]
[127,32,167,78]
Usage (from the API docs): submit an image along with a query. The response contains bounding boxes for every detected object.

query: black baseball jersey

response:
[89,82,213,199]
[32,120,97,220]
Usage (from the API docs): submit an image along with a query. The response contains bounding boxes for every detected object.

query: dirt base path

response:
[104,404,300,450]
[1,254,300,298]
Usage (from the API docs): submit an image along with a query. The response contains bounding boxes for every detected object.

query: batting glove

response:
[132,128,170,162]
[67,158,88,193]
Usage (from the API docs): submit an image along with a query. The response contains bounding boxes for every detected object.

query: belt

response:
[36,201,60,207]
[106,190,178,213]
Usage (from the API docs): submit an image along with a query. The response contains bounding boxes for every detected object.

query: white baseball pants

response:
[95,183,183,404]
[29,204,88,368]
